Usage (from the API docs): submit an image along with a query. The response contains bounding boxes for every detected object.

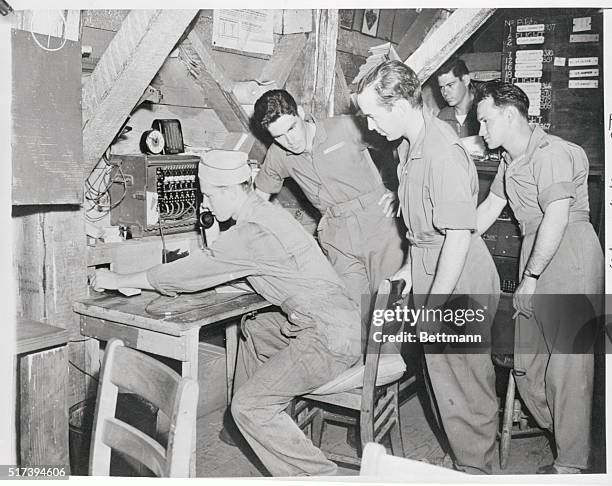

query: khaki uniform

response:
[437,103,480,138]
[398,111,500,474]
[490,126,604,470]
[147,193,361,476]
[255,115,405,321]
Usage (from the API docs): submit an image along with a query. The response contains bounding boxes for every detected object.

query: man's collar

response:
[502,125,547,165]
[408,109,432,159]
[235,191,259,224]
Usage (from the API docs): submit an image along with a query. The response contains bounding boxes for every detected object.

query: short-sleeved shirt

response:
[489,125,590,226]
[437,103,480,138]
[397,110,478,248]
[146,192,361,357]
[254,115,383,213]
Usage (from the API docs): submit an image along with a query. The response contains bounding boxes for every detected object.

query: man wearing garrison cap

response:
[92,149,362,476]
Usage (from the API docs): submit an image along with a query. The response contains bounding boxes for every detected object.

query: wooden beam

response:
[186,25,252,132]
[311,9,339,119]
[257,33,308,87]
[333,58,352,115]
[406,8,496,83]
[178,38,250,134]
[82,9,198,169]
[396,9,444,62]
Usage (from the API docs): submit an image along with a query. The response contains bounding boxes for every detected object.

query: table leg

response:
[181,328,199,478]
[224,321,239,405]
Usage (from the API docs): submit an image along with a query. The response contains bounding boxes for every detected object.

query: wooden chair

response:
[290,279,414,467]
[360,442,465,479]
[89,339,199,477]
[498,369,542,469]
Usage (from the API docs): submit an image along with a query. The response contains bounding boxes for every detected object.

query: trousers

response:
[514,221,604,469]
[410,237,500,474]
[318,193,405,326]
[230,311,358,476]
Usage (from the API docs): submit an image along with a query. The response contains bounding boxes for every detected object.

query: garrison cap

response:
[199,149,250,186]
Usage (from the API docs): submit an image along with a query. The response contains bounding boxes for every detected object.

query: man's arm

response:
[91,269,154,292]
[429,229,472,298]
[255,188,272,201]
[476,192,507,235]
[513,198,570,317]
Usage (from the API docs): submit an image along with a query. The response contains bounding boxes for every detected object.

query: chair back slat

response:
[89,339,198,477]
[110,345,180,419]
[100,418,167,477]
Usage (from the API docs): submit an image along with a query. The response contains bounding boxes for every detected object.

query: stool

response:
[499,369,543,469]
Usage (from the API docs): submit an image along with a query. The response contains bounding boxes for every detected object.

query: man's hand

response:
[391,264,413,296]
[378,191,399,218]
[90,268,121,292]
[513,276,537,319]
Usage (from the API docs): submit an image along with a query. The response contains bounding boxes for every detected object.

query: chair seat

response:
[309,354,406,397]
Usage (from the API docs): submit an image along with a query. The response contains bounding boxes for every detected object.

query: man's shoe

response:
[537,464,581,474]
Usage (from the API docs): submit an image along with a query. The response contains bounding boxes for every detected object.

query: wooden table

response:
[72,288,270,477]
[17,320,70,469]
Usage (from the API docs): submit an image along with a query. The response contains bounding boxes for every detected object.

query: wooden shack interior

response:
[5,7,607,477]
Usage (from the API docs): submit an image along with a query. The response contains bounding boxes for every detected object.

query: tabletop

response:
[73,287,270,336]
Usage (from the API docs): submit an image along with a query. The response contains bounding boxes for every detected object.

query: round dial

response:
[141,129,165,154]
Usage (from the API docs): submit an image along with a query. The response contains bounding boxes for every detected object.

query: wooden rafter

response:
[406,8,496,83]
[186,26,251,132]
[82,9,198,169]
[396,9,444,62]
[257,33,308,87]
[333,59,352,115]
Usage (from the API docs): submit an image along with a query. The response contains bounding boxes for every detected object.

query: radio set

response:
[109,154,200,238]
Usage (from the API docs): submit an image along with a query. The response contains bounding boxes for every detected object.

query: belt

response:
[325,185,387,218]
[519,210,590,236]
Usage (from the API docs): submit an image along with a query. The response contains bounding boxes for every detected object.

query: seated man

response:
[436,57,479,137]
[91,149,362,476]
[252,90,405,324]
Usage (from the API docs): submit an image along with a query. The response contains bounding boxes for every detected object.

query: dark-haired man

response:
[436,58,479,137]
[475,80,603,474]
[252,89,405,327]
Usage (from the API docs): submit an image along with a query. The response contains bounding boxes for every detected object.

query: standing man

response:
[91,150,362,476]
[355,60,500,474]
[475,80,603,474]
[252,90,405,324]
[436,58,480,137]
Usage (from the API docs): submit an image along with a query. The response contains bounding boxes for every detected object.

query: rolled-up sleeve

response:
[254,146,289,195]
[147,225,257,296]
[534,144,576,211]
[489,161,506,199]
[430,145,477,232]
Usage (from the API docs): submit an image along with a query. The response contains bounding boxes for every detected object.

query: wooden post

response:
[310,9,339,119]
[19,347,70,468]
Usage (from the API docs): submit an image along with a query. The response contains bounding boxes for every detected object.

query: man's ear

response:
[462,73,471,87]
[297,105,305,119]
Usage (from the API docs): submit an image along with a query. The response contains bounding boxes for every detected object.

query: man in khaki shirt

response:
[475,80,603,474]
[91,150,361,476]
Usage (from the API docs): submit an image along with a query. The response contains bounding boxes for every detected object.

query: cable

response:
[69,359,99,383]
